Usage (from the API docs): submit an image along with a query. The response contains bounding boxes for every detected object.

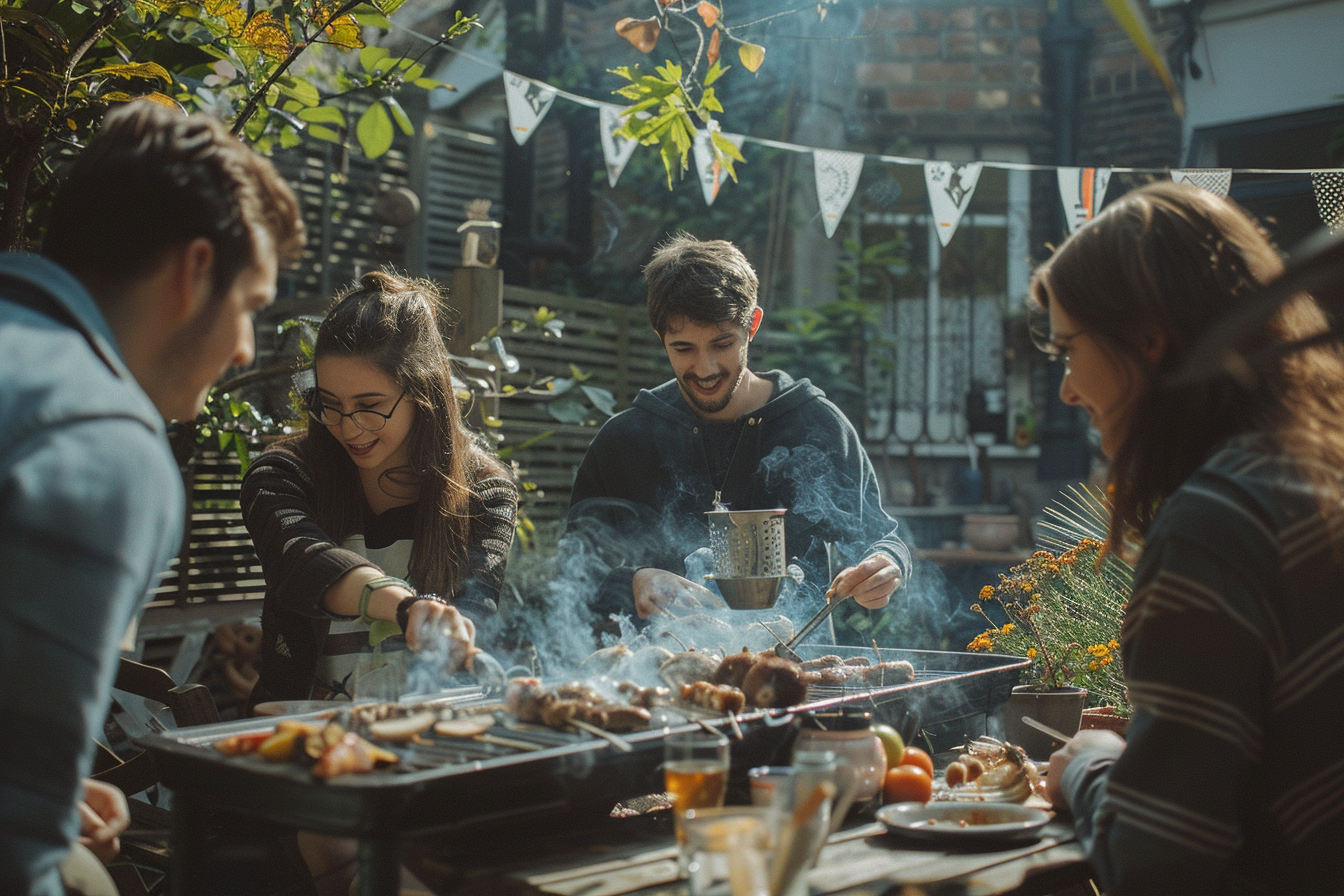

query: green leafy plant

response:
[966,537,1130,713]
[0,0,478,249]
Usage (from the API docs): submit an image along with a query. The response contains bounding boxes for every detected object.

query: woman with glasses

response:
[1033,182,1344,895]
[241,269,517,712]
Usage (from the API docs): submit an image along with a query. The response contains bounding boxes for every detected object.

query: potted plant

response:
[966,532,1131,756]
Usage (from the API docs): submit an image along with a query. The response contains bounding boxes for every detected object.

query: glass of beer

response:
[665,729,731,865]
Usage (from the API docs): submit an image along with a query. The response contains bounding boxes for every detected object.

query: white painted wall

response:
[1182,0,1344,149]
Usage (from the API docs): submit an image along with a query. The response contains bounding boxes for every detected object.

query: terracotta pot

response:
[998,685,1087,759]
[1080,706,1130,736]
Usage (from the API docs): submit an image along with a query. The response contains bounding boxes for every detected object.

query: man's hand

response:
[1044,728,1126,812]
[405,601,480,673]
[632,568,726,618]
[827,554,903,609]
[77,778,129,865]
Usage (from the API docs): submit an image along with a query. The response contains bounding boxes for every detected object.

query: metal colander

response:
[705,508,787,578]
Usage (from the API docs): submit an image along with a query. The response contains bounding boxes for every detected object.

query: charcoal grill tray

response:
[141,648,1026,841]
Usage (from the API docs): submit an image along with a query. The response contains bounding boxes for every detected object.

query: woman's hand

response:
[828,554,903,610]
[632,568,726,619]
[1045,728,1126,812]
[404,600,480,673]
[77,778,129,865]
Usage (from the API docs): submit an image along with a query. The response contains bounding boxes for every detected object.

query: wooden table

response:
[487,817,1090,896]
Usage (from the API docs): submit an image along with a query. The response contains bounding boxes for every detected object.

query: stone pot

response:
[998,685,1087,760]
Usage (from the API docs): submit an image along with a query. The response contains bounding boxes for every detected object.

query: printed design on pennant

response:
[692,123,745,206]
[924,161,984,248]
[503,72,557,146]
[1312,171,1344,233]
[599,104,639,188]
[1058,167,1112,234]
[1170,169,1232,197]
[813,149,865,238]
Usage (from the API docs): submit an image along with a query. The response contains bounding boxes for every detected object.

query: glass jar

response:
[792,708,888,802]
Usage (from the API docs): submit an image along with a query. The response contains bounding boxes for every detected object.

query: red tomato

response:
[883,765,933,804]
[899,745,934,777]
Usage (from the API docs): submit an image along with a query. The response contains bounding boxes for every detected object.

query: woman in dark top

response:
[243,269,517,708]
[1035,182,1344,894]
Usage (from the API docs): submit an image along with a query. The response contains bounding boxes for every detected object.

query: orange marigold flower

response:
[979,585,995,601]
[1026,648,1037,659]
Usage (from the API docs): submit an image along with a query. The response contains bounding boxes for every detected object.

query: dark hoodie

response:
[564,370,910,627]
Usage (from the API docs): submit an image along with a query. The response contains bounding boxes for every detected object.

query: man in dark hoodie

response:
[564,234,909,629]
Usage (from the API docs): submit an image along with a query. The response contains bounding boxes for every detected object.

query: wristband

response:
[357,575,413,626]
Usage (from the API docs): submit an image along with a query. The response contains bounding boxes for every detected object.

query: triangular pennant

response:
[924,161,984,247]
[598,105,639,188]
[503,72,556,146]
[1311,171,1344,233]
[1058,167,1112,234]
[1171,169,1232,197]
[812,149,864,238]
[692,124,745,206]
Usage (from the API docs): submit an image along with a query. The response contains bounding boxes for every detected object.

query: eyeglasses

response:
[1027,306,1088,364]
[1038,329,1089,365]
[310,391,406,432]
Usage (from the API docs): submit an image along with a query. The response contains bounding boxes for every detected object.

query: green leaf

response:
[382,96,413,136]
[580,385,616,416]
[351,9,392,29]
[703,60,729,87]
[298,105,345,126]
[546,397,589,425]
[85,62,173,85]
[308,124,342,143]
[277,74,319,106]
[0,7,69,50]
[548,377,575,395]
[359,46,391,74]
[413,77,451,91]
[356,102,394,157]
[379,0,408,14]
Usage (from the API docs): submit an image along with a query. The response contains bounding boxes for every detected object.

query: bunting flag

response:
[692,124,746,206]
[1171,169,1233,197]
[503,72,557,146]
[924,161,984,247]
[1058,167,1112,234]
[813,149,864,238]
[598,104,639,188]
[1312,171,1344,233]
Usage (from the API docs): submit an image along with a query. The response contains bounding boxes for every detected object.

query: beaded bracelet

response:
[357,575,413,626]
[395,593,446,634]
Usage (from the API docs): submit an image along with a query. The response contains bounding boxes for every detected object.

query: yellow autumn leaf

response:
[323,14,363,49]
[242,11,293,60]
[738,41,765,73]
[697,2,719,27]
[201,0,247,37]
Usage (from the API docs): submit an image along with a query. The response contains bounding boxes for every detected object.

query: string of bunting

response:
[392,16,1344,242]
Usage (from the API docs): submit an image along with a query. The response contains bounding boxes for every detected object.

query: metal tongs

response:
[775,541,848,663]
[775,593,851,663]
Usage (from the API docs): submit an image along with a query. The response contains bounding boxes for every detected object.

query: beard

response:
[679,367,745,416]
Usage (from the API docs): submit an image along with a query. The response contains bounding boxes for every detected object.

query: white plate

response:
[876,801,1051,843]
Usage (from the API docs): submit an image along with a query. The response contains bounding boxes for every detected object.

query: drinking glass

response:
[664,730,731,854]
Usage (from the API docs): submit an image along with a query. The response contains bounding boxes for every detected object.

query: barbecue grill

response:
[142,646,1027,895]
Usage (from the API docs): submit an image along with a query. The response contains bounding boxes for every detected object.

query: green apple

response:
[872,723,905,768]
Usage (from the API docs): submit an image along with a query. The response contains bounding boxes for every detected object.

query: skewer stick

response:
[726,712,743,741]
[569,718,634,752]
[473,732,544,751]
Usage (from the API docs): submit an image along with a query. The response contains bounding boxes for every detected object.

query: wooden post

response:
[448,267,504,425]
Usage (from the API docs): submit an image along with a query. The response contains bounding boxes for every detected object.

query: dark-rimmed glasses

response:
[1027,304,1087,364]
[310,391,406,432]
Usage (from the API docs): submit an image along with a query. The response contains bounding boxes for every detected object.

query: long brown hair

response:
[299,269,509,596]
[1030,181,1344,558]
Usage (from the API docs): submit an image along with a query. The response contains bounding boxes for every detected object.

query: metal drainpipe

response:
[1037,0,1093,480]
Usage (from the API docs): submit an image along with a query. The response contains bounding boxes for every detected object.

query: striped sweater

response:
[241,440,517,704]
[1061,434,1344,895]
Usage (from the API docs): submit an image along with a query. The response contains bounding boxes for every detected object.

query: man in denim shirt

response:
[0,102,303,895]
